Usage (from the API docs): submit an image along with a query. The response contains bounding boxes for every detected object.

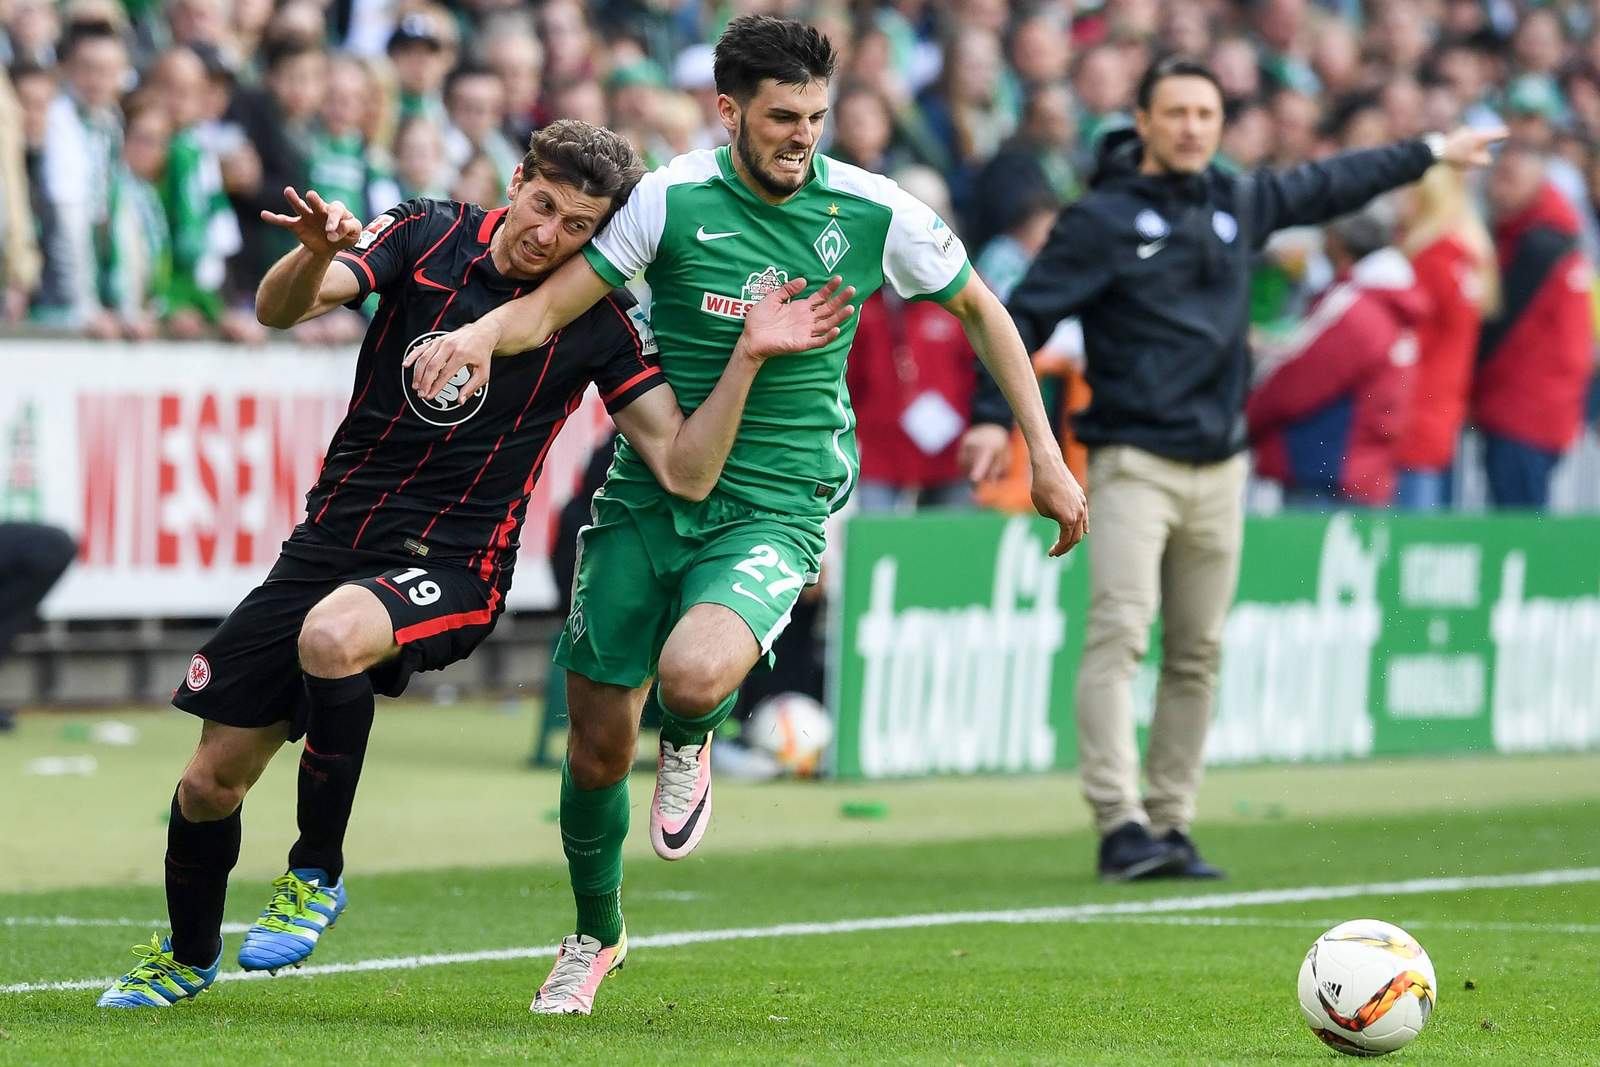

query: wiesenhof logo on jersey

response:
[401,331,489,426]
[700,266,788,321]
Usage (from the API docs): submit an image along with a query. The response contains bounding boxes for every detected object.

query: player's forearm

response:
[257,246,336,328]
[963,304,1061,468]
[662,344,764,500]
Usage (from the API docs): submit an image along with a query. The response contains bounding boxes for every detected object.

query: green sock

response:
[658,690,737,748]
[559,760,628,946]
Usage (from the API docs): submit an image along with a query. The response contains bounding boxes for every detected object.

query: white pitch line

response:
[1057,914,1600,935]
[6,866,1597,996]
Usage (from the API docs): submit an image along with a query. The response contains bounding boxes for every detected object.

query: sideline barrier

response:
[828,510,1600,779]
[0,342,612,617]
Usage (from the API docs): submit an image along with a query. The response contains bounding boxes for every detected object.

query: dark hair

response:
[260,33,323,73]
[60,19,124,61]
[713,14,836,102]
[1135,55,1223,110]
[445,62,497,100]
[521,119,645,224]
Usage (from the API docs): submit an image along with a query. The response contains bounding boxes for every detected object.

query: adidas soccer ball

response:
[1298,919,1437,1056]
[746,692,833,776]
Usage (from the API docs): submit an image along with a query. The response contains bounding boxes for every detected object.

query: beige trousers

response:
[1076,445,1247,836]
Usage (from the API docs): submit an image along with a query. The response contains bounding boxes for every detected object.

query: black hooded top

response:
[974,128,1435,462]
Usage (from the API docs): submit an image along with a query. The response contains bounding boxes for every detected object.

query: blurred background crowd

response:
[1,0,1598,511]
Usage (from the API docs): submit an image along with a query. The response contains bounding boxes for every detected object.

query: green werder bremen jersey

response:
[582,145,972,519]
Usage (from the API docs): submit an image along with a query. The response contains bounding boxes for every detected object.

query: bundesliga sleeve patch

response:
[355,213,395,250]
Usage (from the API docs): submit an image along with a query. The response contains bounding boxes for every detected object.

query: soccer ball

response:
[1298,919,1437,1056]
[746,692,833,776]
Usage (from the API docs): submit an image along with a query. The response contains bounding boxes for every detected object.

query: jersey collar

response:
[714,144,825,208]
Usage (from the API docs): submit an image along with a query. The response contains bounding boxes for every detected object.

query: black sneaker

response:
[1159,829,1226,879]
[1097,822,1183,882]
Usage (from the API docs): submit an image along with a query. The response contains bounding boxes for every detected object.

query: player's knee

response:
[567,735,631,789]
[656,660,729,719]
[298,607,372,677]
[177,765,248,821]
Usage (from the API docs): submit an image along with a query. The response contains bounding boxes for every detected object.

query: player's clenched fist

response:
[261,187,362,258]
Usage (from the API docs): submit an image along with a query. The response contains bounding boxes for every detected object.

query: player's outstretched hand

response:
[404,319,500,404]
[1439,126,1507,169]
[1030,457,1089,556]
[740,276,856,363]
[260,187,362,257]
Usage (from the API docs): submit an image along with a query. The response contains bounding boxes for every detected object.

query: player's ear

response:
[715,93,741,137]
[506,164,523,204]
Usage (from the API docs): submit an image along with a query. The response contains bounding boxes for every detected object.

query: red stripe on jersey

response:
[601,295,649,371]
[336,252,376,290]
[313,398,409,524]
[460,245,494,284]
[350,424,460,547]
[344,304,400,416]
[353,210,427,263]
[428,292,458,330]
[476,207,508,243]
[602,366,662,405]
[394,586,502,645]
[419,332,562,543]
[414,203,465,269]
[479,389,583,584]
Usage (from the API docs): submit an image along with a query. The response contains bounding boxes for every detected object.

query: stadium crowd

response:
[1,0,1597,509]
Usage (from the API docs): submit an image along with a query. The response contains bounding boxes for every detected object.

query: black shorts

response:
[172,530,502,740]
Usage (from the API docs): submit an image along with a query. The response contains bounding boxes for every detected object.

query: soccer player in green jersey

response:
[405,15,1087,1015]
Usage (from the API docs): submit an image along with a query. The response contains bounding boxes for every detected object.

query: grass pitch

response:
[4,705,1599,1065]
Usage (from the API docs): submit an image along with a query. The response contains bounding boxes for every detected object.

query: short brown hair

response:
[521,119,645,225]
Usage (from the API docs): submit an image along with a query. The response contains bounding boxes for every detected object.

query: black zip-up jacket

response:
[974,130,1435,461]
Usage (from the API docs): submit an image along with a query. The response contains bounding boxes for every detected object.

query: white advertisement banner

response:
[0,342,611,618]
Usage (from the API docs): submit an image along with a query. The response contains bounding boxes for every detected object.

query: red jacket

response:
[1396,234,1485,470]
[1248,249,1427,505]
[1472,183,1595,452]
[847,291,976,487]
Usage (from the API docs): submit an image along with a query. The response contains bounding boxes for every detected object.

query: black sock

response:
[166,789,241,967]
[287,672,375,882]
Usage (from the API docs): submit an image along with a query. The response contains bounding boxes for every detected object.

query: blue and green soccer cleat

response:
[97,934,221,1007]
[237,868,347,972]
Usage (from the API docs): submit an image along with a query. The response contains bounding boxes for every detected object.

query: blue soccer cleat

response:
[237,868,347,973]
[97,934,221,1007]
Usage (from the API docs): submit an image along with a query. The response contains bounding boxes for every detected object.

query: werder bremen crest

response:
[742,266,789,302]
[813,218,850,271]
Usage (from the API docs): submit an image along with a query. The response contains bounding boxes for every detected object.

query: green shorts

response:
[553,480,826,688]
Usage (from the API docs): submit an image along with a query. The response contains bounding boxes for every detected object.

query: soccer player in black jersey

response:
[97,120,854,1008]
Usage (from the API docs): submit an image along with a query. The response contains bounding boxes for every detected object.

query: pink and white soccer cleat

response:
[530,931,628,1016]
[650,735,713,860]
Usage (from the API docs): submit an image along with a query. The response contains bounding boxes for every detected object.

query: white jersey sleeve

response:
[879,180,971,302]
[584,167,670,286]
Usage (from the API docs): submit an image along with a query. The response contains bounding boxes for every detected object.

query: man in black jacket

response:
[963,56,1501,882]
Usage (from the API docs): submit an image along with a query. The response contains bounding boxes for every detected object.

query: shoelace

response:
[539,938,599,1002]
[116,935,198,990]
[656,742,703,816]
[255,873,319,933]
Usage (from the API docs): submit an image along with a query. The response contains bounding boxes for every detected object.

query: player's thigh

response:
[173,553,348,739]
[298,583,400,677]
[350,563,499,697]
[554,500,677,689]
[670,524,822,685]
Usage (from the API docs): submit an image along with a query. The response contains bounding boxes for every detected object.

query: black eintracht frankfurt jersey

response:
[305,197,663,589]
